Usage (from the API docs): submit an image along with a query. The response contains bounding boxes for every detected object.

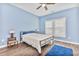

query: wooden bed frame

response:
[20,31,53,54]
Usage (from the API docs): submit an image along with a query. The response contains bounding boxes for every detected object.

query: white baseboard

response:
[0,40,79,48]
[55,39,79,45]
[0,45,7,48]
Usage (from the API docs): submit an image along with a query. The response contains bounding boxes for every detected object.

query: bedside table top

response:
[8,37,16,41]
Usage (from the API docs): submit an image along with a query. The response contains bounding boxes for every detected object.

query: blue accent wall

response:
[0,4,3,45]
[0,4,79,46]
[39,7,79,43]
[0,4,39,46]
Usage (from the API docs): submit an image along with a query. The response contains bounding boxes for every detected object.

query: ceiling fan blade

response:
[44,6,48,10]
[46,3,55,5]
[36,5,42,10]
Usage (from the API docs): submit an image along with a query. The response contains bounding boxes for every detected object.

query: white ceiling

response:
[11,3,79,16]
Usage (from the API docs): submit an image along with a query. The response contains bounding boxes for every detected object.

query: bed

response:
[20,31,53,54]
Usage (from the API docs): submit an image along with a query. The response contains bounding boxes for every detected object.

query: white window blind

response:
[45,17,66,37]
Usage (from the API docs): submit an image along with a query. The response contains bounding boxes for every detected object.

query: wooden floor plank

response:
[0,41,79,56]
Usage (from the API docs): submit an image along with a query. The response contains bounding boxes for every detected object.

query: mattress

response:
[22,33,52,41]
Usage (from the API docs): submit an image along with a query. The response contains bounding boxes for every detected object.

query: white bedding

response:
[22,33,53,54]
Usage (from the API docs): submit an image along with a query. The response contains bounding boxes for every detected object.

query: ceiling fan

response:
[36,3,56,10]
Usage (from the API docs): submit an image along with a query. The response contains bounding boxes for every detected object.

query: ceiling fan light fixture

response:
[42,4,46,7]
[36,3,56,10]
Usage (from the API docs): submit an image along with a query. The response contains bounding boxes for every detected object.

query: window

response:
[45,17,66,38]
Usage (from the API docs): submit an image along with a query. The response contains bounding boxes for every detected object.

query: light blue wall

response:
[0,4,39,46]
[39,7,79,43]
[0,4,4,45]
[0,4,79,46]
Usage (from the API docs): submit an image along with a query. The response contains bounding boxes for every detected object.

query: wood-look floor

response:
[0,40,79,56]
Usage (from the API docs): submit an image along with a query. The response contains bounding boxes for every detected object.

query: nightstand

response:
[7,37,18,47]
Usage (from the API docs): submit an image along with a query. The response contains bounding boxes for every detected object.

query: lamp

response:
[9,30,15,34]
[9,30,15,38]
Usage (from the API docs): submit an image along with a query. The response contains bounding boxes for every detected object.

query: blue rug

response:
[45,45,73,56]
